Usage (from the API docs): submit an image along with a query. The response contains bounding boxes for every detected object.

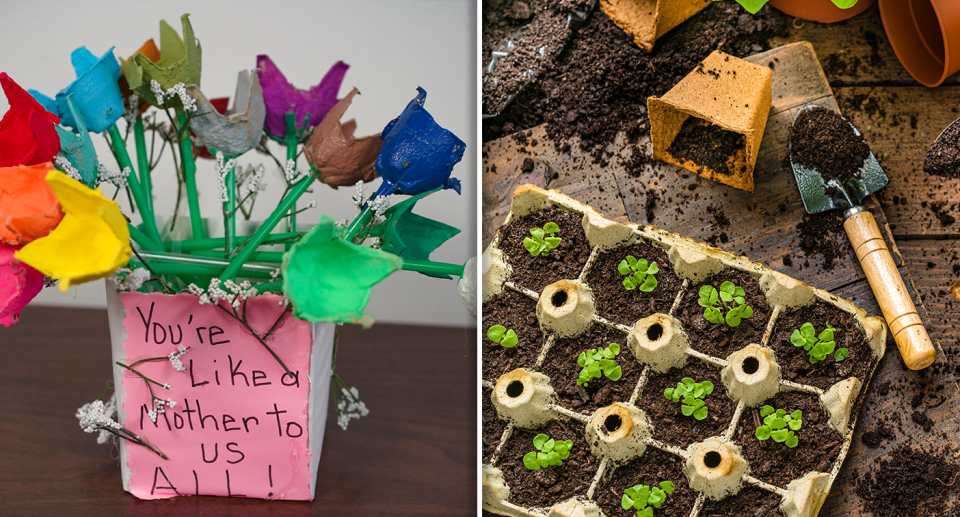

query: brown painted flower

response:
[303,88,381,189]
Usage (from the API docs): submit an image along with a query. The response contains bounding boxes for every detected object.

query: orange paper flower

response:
[0,162,64,245]
[304,88,381,188]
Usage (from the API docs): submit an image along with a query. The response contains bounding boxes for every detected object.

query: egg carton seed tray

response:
[481,185,886,517]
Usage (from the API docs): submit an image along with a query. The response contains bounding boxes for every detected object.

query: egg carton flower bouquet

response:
[0,14,473,500]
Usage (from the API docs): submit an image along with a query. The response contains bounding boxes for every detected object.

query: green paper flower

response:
[122,14,202,109]
[282,214,403,324]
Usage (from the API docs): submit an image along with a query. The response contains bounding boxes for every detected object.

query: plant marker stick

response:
[106,125,163,246]
[219,175,315,281]
[133,118,153,214]
[175,112,205,240]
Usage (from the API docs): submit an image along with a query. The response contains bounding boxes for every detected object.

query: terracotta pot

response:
[768,0,876,23]
[879,0,960,87]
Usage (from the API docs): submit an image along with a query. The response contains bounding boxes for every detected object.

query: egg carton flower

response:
[186,69,266,157]
[304,87,381,189]
[0,73,60,168]
[29,46,125,134]
[256,54,348,141]
[0,162,64,245]
[0,242,45,327]
[119,39,161,120]
[121,14,202,110]
[373,87,464,198]
[15,170,131,291]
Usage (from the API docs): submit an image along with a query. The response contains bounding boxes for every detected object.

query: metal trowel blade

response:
[789,104,889,214]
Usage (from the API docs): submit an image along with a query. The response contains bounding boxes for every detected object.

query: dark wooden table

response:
[0,306,477,516]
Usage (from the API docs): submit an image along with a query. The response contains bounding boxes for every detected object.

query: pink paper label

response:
[119,291,314,500]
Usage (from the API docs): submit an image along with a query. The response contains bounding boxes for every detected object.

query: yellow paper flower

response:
[15,170,131,291]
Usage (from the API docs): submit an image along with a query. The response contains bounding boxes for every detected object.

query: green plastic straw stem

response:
[254,281,282,293]
[220,175,315,281]
[284,112,299,241]
[133,118,152,214]
[343,207,374,244]
[107,125,162,245]
[162,232,303,252]
[190,249,463,277]
[177,113,205,240]
[128,224,163,252]
[130,260,274,280]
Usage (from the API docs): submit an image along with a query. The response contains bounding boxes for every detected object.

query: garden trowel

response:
[789,104,936,370]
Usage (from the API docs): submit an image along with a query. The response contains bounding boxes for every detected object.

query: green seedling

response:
[698,281,754,327]
[790,322,849,364]
[719,0,857,15]
[621,480,676,517]
[618,255,659,292]
[523,222,561,257]
[577,343,623,387]
[755,405,802,448]
[522,433,573,470]
[487,325,518,348]
[664,377,714,421]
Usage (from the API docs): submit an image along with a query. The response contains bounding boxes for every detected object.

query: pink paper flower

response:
[0,242,44,327]
[256,54,348,140]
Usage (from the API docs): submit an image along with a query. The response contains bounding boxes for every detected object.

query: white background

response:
[0,0,477,327]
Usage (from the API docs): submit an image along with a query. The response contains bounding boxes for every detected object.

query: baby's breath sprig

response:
[77,391,168,459]
[330,332,368,430]
[116,345,191,423]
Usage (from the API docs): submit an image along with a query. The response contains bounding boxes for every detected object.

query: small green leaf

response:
[704,307,723,324]
[530,228,545,240]
[760,405,774,418]
[618,259,632,276]
[523,451,540,470]
[785,433,799,448]
[660,480,675,494]
[830,0,858,10]
[771,429,789,442]
[694,406,708,420]
[790,330,806,348]
[543,222,560,234]
[577,352,588,368]
[681,404,695,416]
[542,439,556,453]
[698,286,718,307]
[693,385,705,398]
[501,329,518,347]
[587,361,602,377]
[664,388,675,400]
[835,348,849,361]
[622,493,635,510]
[609,343,621,355]
[788,418,802,431]
[818,327,835,342]
[756,426,772,440]
[623,277,637,290]
[533,434,549,450]
[702,381,714,395]
[639,275,658,292]
[544,237,562,248]
[692,398,705,410]
[741,304,753,320]
[626,255,638,268]
[725,310,742,327]
[791,410,802,420]
[648,488,665,507]
[800,322,815,338]
[607,365,623,381]
[647,262,659,275]
[639,507,654,517]
[770,417,786,430]
[682,377,695,386]
[487,325,505,342]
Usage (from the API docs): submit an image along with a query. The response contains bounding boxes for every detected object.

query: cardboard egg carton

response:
[481,185,885,517]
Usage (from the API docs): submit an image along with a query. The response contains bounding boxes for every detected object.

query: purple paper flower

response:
[374,87,465,197]
[256,54,349,140]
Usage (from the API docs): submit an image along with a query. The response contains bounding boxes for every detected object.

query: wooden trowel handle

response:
[843,209,936,370]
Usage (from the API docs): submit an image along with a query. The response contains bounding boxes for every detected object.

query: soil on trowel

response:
[483,2,788,157]
[791,106,871,184]
[856,444,960,517]
[595,447,697,517]
[699,485,785,516]
[636,360,735,449]
[673,269,772,360]
[769,301,872,391]
[586,240,683,327]
[923,121,960,179]
[538,324,640,415]
[497,419,597,508]
[497,208,593,294]
[734,390,843,489]
[482,288,544,381]
[668,117,746,176]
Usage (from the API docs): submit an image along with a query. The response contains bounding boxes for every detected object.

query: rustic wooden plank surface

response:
[482,39,959,516]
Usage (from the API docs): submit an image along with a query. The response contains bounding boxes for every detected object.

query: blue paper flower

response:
[373,87,464,197]
[30,47,124,133]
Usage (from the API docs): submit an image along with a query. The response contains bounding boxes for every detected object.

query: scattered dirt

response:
[672,268,772,359]
[497,208,593,293]
[860,424,894,448]
[482,288,544,381]
[483,3,788,152]
[699,486,785,516]
[734,390,843,488]
[635,360,735,449]
[923,120,960,179]
[594,447,697,517]
[667,117,746,176]
[538,324,640,415]
[585,240,683,327]
[498,419,598,508]
[856,444,960,517]
[929,201,957,227]
[768,301,872,391]
[791,106,871,184]
[796,211,848,271]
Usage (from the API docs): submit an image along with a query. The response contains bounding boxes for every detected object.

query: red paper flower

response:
[0,73,61,167]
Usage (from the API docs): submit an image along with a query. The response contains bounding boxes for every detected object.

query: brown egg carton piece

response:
[481,185,886,517]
